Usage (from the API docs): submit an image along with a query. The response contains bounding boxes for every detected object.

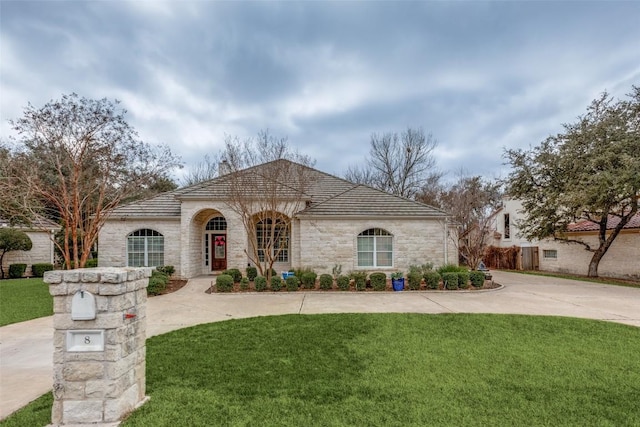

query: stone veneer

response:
[44,267,150,425]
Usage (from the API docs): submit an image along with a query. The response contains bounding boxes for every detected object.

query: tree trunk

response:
[587,247,606,277]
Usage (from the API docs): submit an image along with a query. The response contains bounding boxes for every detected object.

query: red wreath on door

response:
[214,236,226,246]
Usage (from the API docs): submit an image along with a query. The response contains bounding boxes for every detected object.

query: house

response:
[487,199,640,280]
[99,160,458,279]
[0,216,60,277]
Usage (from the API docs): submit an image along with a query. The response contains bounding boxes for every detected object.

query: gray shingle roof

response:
[109,159,450,219]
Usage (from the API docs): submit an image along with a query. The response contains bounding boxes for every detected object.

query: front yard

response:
[0,278,52,326]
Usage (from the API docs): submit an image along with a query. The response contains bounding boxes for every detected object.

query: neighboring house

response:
[0,216,60,277]
[487,199,640,280]
[99,160,458,279]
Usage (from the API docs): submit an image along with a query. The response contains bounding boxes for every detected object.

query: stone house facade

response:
[99,160,457,279]
[0,217,59,277]
[488,199,640,280]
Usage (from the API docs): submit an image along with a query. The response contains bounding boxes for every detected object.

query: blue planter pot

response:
[392,278,405,291]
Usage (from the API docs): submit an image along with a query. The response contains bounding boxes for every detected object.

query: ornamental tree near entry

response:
[505,86,640,277]
[0,228,32,279]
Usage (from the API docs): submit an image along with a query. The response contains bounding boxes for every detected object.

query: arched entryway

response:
[205,215,228,271]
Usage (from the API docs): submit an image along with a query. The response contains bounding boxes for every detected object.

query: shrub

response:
[286,275,300,291]
[458,271,470,289]
[407,272,422,290]
[246,266,258,281]
[319,274,333,290]
[240,277,250,291]
[157,265,175,276]
[293,267,314,279]
[254,276,267,292]
[270,276,282,291]
[370,272,387,291]
[148,270,169,295]
[437,264,466,275]
[337,275,350,291]
[223,268,242,283]
[470,271,485,288]
[85,259,98,268]
[442,272,459,290]
[301,272,317,289]
[424,271,441,289]
[350,271,367,291]
[31,263,54,278]
[216,274,234,292]
[8,264,27,279]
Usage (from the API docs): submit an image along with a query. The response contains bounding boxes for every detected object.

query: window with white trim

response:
[256,218,289,262]
[543,249,557,259]
[127,229,164,267]
[357,228,393,267]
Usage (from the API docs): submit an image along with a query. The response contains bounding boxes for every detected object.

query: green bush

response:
[157,265,175,276]
[148,270,169,295]
[246,266,258,281]
[216,274,234,292]
[369,272,387,291]
[270,276,282,291]
[223,268,242,283]
[31,263,54,277]
[293,267,315,279]
[437,264,466,275]
[458,271,470,289]
[470,271,485,288]
[286,275,300,291]
[301,272,317,289]
[254,276,267,292]
[337,275,350,291]
[442,272,459,290]
[350,271,367,291]
[240,277,250,291]
[407,272,422,290]
[85,259,98,268]
[8,264,27,279]
[424,271,441,289]
[319,274,333,290]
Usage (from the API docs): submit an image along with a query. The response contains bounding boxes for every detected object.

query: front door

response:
[212,234,227,271]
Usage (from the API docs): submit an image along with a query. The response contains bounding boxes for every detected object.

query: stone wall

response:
[44,267,149,425]
[297,217,455,275]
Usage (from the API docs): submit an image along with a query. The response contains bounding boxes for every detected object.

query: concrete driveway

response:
[1,270,639,420]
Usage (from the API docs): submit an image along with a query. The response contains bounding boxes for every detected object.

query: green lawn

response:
[0,278,53,326]
[2,314,639,426]
[515,270,640,288]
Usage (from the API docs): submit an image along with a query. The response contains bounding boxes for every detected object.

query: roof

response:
[0,215,60,230]
[109,159,450,219]
[567,212,640,232]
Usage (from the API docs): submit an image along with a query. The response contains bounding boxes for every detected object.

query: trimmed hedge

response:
[407,272,422,290]
[319,274,333,290]
[8,264,27,279]
[286,276,300,292]
[270,276,282,291]
[240,277,250,291]
[424,271,441,289]
[470,271,485,288]
[223,268,242,283]
[254,276,267,292]
[246,266,258,281]
[458,271,470,289]
[442,272,459,290]
[157,265,175,276]
[31,263,54,278]
[148,270,169,295]
[370,272,387,291]
[350,271,367,291]
[301,272,317,289]
[337,275,350,291]
[216,274,234,292]
[85,259,98,268]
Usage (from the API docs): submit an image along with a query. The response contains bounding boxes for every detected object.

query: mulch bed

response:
[153,279,188,296]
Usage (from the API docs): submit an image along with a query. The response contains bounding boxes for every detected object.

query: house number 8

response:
[84,336,91,344]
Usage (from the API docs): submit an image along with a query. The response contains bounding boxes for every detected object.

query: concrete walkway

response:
[1,270,639,420]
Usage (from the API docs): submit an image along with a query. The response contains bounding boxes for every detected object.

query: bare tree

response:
[3,93,181,269]
[181,153,222,187]
[345,127,441,199]
[221,131,316,280]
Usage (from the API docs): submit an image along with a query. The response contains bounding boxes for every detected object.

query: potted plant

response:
[391,272,404,291]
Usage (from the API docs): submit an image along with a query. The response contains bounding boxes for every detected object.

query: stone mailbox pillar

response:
[44,267,150,425]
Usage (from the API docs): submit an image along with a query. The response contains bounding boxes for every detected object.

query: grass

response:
[0,393,52,427]
[0,278,53,326]
[514,270,640,289]
[3,314,639,426]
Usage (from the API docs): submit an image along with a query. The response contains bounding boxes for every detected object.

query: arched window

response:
[357,228,393,267]
[127,229,164,267]
[256,218,289,262]
[206,216,227,231]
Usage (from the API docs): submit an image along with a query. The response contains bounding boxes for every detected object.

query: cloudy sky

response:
[1,1,639,184]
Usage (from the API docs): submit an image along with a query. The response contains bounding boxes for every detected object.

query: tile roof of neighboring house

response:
[109,159,450,219]
[0,215,60,230]
[567,212,640,232]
